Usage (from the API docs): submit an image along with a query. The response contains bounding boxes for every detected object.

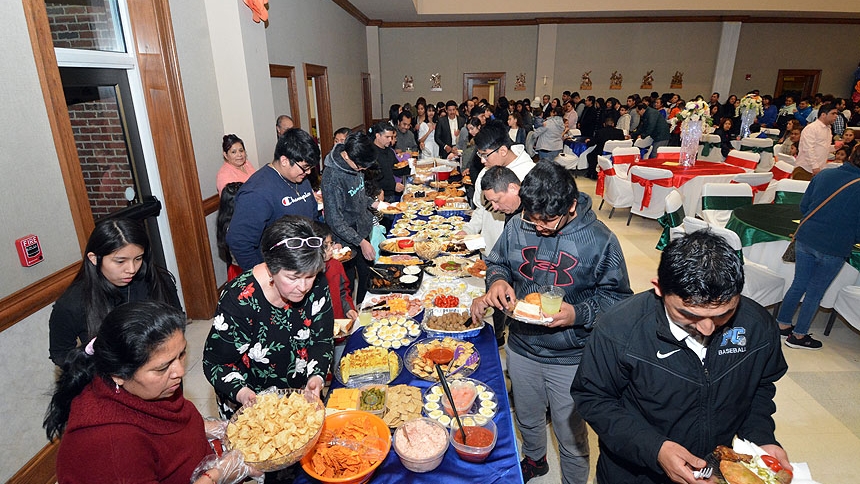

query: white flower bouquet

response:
[670,100,712,131]
[737,93,763,116]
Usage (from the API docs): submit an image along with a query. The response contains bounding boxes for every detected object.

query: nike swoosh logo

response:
[657,349,681,359]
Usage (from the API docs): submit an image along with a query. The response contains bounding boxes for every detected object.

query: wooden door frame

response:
[269,64,302,129]
[361,72,372,131]
[303,63,333,158]
[774,69,821,99]
[464,72,506,104]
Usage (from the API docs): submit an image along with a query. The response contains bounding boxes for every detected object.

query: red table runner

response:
[634,159,745,188]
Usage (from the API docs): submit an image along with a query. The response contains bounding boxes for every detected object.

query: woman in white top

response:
[418,104,439,158]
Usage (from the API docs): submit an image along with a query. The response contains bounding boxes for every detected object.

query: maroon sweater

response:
[57,377,212,484]
[324,258,356,319]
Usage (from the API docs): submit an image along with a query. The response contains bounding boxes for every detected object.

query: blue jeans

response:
[538,149,561,162]
[776,241,846,335]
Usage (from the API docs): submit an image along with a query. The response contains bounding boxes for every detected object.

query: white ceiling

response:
[346,0,860,23]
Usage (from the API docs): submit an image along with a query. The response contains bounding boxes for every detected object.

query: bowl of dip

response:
[448,414,497,463]
[439,379,477,416]
[392,417,449,472]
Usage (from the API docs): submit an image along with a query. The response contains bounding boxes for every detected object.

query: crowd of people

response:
[42,80,860,484]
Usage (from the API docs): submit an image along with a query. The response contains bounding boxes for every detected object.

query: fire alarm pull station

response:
[16,234,43,267]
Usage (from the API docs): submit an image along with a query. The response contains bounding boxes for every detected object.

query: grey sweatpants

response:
[506,346,590,484]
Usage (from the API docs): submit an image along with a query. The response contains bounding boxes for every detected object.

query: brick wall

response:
[46,1,122,51]
[67,95,135,219]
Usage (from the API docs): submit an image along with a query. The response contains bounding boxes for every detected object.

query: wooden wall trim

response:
[0,263,79,333]
[269,64,302,129]
[22,0,94,251]
[330,0,369,25]
[7,440,58,484]
[126,0,217,319]
[202,193,220,216]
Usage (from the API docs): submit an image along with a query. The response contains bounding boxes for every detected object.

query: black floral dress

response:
[202,270,334,418]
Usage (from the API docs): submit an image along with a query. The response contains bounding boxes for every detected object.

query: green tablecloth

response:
[726,204,860,271]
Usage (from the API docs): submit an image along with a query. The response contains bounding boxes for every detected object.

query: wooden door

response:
[361,72,372,131]
[270,64,302,128]
[774,69,821,101]
[304,63,333,162]
[464,72,506,106]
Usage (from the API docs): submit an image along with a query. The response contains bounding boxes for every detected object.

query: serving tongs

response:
[435,364,467,445]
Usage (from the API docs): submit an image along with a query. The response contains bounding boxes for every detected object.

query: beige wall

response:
[553,22,723,101]
[732,23,860,98]
[378,25,540,108]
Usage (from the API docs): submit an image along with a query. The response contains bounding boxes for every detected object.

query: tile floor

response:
[182,175,860,483]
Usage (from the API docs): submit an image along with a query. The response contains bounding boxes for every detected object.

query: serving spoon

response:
[435,364,467,445]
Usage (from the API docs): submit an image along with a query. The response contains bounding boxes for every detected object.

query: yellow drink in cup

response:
[358,308,372,327]
[539,286,564,315]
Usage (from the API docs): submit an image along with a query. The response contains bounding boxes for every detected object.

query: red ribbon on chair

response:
[612,153,639,165]
[730,180,770,197]
[771,166,792,181]
[596,167,617,196]
[630,174,673,210]
[724,154,758,170]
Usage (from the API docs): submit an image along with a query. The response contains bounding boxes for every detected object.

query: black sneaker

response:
[521,455,549,482]
[785,333,823,350]
[779,326,793,338]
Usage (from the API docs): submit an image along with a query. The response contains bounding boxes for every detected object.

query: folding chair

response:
[700,182,753,228]
[698,133,724,162]
[724,149,760,172]
[628,166,674,225]
[596,155,633,218]
[739,137,775,172]
[772,179,809,204]
[731,172,773,204]
[602,139,633,155]
[709,225,786,310]
[610,146,640,179]
[824,285,860,336]
[656,190,685,250]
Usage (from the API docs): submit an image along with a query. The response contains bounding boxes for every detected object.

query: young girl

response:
[834,146,850,163]
[49,218,181,365]
[216,182,243,281]
[313,223,357,321]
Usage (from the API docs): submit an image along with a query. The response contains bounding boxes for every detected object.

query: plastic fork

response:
[692,466,713,480]
[448,352,479,377]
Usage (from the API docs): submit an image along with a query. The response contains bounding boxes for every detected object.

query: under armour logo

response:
[518,247,577,286]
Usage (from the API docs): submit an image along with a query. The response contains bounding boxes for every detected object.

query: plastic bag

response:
[371,222,387,262]
[190,450,253,484]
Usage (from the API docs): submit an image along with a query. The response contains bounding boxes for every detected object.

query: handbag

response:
[782,177,860,262]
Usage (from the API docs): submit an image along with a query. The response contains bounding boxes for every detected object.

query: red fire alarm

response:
[15,234,43,267]
[745,74,752,81]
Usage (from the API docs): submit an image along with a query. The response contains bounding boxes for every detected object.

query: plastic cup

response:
[358,308,372,327]
[539,285,564,315]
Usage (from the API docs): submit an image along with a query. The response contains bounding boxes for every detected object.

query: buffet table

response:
[726,204,860,307]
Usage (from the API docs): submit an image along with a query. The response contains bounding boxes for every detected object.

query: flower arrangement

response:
[737,93,763,116]
[670,100,712,131]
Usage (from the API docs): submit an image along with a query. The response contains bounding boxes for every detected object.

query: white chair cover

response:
[731,172,774,204]
[602,139,633,155]
[634,136,653,159]
[772,179,809,204]
[683,216,710,234]
[724,149,760,172]
[709,225,785,308]
[739,137,774,172]
[628,166,674,224]
[524,130,537,157]
[664,190,686,241]
[655,146,682,157]
[597,155,633,218]
[825,285,860,335]
[775,152,797,166]
[700,182,753,228]
[698,133,725,163]
[553,153,579,170]
[611,146,640,179]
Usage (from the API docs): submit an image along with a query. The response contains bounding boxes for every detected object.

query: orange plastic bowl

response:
[300,410,392,483]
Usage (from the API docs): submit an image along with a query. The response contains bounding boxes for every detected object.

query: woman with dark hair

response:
[507,111,526,145]
[418,103,439,159]
[216,182,243,281]
[49,218,181,366]
[388,103,402,126]
[216,134,256,194]
[204,215,333,418]
[45,301,257,484]
[777,147,860,350]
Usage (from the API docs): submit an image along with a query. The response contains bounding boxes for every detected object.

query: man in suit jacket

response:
[587,118,626,179]
[435,100,466,155]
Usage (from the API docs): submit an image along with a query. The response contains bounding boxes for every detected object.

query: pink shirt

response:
[795,119,834,174]
[216,160,256,194]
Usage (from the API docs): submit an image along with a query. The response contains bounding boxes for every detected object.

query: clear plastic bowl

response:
[392,417,449,472]
[448,414,497,463]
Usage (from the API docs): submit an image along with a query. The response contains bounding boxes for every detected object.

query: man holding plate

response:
[471,161,632,484]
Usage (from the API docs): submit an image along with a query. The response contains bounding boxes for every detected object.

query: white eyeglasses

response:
[269,237,324,250]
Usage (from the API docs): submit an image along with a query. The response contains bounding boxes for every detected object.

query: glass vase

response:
[740,108,756,139]
[679,119,704,167]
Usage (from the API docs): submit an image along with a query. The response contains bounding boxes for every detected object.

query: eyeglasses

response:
[270,237,324,250]
[477,146,502,159]
[294,162,313,174]
[520,211,566,233]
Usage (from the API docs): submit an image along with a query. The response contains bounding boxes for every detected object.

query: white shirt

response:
[448,116,459,148]
[665,307,707,364]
